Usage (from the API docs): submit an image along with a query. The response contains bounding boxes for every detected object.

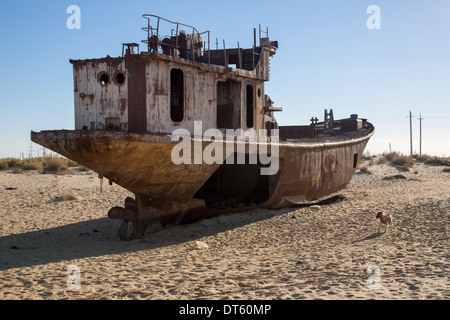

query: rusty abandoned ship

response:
[31,15,374,240]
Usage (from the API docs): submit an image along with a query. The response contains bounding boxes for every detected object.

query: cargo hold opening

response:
[194,153,271,210]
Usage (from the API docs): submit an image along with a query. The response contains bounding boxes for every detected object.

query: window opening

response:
[217,79,241,129]
[353,153,359,169]
[170,69,184,122]
[246,84,254,128]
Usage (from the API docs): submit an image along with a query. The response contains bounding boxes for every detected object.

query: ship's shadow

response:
[0,211,283,271]
[0,196,347,271]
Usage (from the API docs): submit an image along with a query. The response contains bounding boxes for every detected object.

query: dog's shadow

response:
[352,232,384,244]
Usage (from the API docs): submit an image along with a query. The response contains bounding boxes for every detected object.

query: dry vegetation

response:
[382,174,407,181]
[414,154,450,166]
[0,156,80,175]
[54,194,79,202]
[376,152,415,171]
[360,152,450,173]
[43,157,72,175]
[357,165,372,174]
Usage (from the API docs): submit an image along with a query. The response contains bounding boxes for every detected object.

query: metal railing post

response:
[238,41,241,69]
[147,18,151,52]
[223,40,227,67]
[192,28,195,61]
[175,23,179,58]
[156,17,160,53]
[208,31,211,65]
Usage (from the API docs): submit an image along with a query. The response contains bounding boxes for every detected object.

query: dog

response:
[376,212,393,233]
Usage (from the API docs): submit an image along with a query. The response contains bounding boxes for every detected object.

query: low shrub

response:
[358,166,372,174]
[391,155,414,167]
[382,174,407,181]
[43,157,70,175]
[55,194,78,201]
[415,154,450,166]
[0,161,8,170]
[22,158,44,171]
[1,156,79,173]
[7,158,23,168]
[378,152,414,170]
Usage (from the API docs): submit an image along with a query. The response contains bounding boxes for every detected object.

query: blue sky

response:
[0,0,449,158]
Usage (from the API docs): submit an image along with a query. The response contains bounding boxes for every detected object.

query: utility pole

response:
[409,111,413,156]
[418,113,424,155]
[27,142,34,159]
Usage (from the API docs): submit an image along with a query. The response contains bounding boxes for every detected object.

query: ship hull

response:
[31,126,373,239]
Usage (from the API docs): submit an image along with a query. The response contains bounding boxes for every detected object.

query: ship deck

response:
[280,123,374,144]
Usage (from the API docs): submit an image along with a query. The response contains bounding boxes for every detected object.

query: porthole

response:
[98,72,109,86]
[115,72,126,85]
[257,88,262,98]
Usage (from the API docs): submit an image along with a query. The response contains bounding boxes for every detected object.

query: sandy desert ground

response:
[0,156,449,300]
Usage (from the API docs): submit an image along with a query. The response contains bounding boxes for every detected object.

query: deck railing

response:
[140,14,273,70]
[142,14,211,64]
